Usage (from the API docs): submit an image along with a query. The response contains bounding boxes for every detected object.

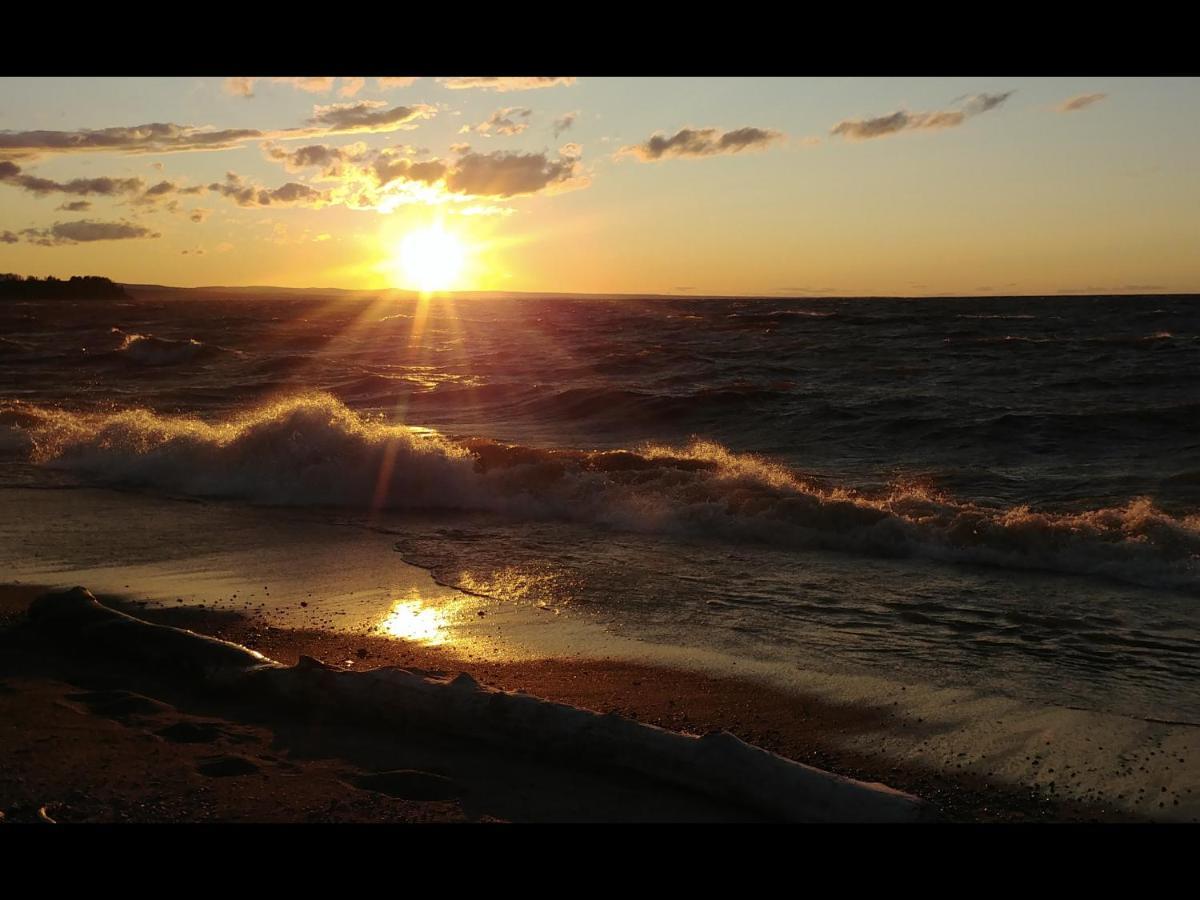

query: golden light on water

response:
[377,595,451,645]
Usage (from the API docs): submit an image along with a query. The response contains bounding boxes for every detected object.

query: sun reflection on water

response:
[377,594,451,645]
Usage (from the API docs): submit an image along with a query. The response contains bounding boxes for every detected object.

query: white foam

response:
[7,392,1199,592]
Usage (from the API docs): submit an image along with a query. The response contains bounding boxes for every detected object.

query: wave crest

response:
[6,393,1198,592]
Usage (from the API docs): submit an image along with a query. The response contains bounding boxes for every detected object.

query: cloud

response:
[1,231,17,244]
[831,91,1013,141]
[372,151,448,187]
[1057,92,1107,113]
[445,149,583,197]
[57,200,92,211]
[377,77,419,89]
[263,141,373,177]
[223,77,255,98]
[207,172,328,207]
[552,111,577,138]
[0,123,266,161]
[308,101,435,134]
[621,126,783,161]
[21,219,160,245]
[0,103,435,162]
[338,77,365,98]
[274,77,336,93]
[189,208,211,223]
[440,76,576,91]
[460,107,532,136]
[0,161,145,196]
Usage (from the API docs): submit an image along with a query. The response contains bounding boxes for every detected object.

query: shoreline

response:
[0,582,1157,823]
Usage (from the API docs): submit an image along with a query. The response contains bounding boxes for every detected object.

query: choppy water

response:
[2,292,1198,720]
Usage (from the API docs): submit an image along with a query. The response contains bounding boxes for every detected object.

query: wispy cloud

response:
[20,219,160,245]
[1056,92,1107,113]
[552,111,578,138]
[377,77,419,89]
[207,172,329,208]
[620,126,783,161]
[460,107,532,136]
[0,102,437,162]
[831,91,1013,141]
[308,101,435,134]
[273,77,337,93]
[0,160,144,196]
[223,77,256,98]
[440,76,576,92]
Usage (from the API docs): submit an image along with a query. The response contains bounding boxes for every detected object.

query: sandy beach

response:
[3,486,1199,823]
[4,578,1183,823]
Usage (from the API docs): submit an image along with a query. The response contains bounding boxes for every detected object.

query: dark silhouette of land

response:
[0,274,129,301]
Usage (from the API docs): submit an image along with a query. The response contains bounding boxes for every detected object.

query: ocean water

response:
[2,292,1198,722]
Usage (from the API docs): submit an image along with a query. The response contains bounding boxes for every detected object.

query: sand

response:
[2,486,1196,823]
[1,583,1163,823]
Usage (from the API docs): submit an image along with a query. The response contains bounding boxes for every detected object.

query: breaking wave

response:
[5,393,1199,592]
[104,328,226,366]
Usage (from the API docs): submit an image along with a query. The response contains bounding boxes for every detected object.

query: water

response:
[2,291,1198,721]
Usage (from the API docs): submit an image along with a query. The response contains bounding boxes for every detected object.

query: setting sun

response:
[395,224,467,293]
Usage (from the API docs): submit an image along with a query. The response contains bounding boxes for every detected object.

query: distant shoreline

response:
[123,282,1200,303]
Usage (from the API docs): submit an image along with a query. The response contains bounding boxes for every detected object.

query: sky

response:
[0,76,1197,296]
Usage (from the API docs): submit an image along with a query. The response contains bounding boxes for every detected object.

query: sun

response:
[395,224,467,293]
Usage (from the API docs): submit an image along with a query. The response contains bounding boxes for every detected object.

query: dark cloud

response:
[445,150,582,197]
[308,101,434,134]
[462,107,532,136]
[1057,93,1107,113]
[189,208,210,223]
[0,103,435,162]
[622,126,783,161]
[552,112,577,138]
[831,92,1013,141]
[1,231,17,244]
[0,161,145,196]
[21,219,160,246]
[270,143,343,171]
[207,172,327,207]
[441,77,575,91]
[964,92,1013,115]
[263,142,374,177]
[57,200,92,212]
[373,151,448,187]
[0,123,265,161]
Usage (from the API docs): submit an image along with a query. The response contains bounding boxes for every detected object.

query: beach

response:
[2,486,1196,823]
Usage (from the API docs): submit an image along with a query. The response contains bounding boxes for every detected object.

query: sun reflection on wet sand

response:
[376,594,452,645]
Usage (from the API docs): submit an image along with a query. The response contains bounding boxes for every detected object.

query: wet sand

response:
[0,583,1158,823]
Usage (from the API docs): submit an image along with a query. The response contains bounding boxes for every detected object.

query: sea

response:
[2,291,1198,724]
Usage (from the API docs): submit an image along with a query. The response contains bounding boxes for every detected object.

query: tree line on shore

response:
[0,274,129,300]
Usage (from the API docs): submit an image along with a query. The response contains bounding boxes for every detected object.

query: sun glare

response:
[395,225,467,293]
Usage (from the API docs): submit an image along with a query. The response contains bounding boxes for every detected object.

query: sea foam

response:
[6,393,1199,592]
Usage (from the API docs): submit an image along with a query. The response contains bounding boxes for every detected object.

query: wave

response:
[104,328,227,366]
[5,393,1199,592]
